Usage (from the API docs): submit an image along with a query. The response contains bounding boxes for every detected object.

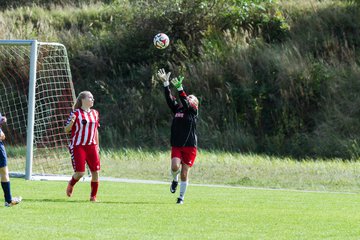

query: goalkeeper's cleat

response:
[66,182,73,197]
[176,197,184,205]
[5,196,22,207]
[90,196,97,202]
[170,180,178,193]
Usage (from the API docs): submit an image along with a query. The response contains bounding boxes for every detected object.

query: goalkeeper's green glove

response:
[171,76,184,91]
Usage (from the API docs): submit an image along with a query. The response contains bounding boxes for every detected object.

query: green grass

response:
[100,148,360,193]
[7,147,360,193]
[1,178,359,240]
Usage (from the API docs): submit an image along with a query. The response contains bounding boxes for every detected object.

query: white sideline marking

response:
[23,174,358,195]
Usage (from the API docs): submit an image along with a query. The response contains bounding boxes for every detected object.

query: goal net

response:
[0,40,76,180]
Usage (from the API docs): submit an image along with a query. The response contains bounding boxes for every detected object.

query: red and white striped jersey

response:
[66,108,100,148]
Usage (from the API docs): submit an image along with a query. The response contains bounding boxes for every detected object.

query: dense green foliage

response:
[1,0,360,159]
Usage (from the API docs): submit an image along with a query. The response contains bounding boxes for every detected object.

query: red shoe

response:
[66,183,73,197]
[90,196,97,202]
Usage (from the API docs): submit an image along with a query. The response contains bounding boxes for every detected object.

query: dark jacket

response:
[164,86,198,147]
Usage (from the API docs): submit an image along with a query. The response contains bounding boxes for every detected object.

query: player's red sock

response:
[69,176,79,186]
[90,181,99,198]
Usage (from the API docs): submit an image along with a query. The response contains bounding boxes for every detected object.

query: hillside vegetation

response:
[1,0,360,159]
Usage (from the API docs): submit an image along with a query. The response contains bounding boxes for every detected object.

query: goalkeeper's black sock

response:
[1,181,12,203]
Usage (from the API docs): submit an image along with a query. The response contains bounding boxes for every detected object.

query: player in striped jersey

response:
[65,91,101,202]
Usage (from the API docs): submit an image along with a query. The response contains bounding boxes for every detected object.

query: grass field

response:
[101,149,360,193]
[1,178,359,240]
[7,147,360,193]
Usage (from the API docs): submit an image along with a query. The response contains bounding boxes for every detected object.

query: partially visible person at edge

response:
[64,91,100,202]
[157,68,199,205]
[0,113,22,207]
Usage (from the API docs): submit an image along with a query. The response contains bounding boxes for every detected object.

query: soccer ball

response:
[153,33,169,49]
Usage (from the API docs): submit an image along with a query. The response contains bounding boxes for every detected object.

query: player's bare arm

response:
[0,131,5,141]
[65,114,76,133]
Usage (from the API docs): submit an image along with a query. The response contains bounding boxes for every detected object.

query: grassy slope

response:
[1,0,360,157]
[1,178,359,240]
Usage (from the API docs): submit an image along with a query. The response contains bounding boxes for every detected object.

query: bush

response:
[1,0,360,159]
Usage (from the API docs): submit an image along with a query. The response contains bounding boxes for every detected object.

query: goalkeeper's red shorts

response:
[71,145,100,172]
[171,146,197,167]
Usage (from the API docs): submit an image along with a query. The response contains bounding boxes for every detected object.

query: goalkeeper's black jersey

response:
[164,86,198,147]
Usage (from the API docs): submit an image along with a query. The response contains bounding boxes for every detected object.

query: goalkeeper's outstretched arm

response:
[171,76,199,112]
[157,68,179,113]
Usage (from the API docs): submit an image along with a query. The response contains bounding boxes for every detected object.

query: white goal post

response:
[0,40,76,180]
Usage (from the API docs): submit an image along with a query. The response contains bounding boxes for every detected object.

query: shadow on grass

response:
[23,198,170,205]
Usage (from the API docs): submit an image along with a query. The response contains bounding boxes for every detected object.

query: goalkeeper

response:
[157,68,199,205]
[0,113,22,207]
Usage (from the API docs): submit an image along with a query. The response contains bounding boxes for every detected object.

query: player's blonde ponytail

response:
[73,91,91,110]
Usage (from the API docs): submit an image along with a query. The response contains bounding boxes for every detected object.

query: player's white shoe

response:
[5,196,22,207]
